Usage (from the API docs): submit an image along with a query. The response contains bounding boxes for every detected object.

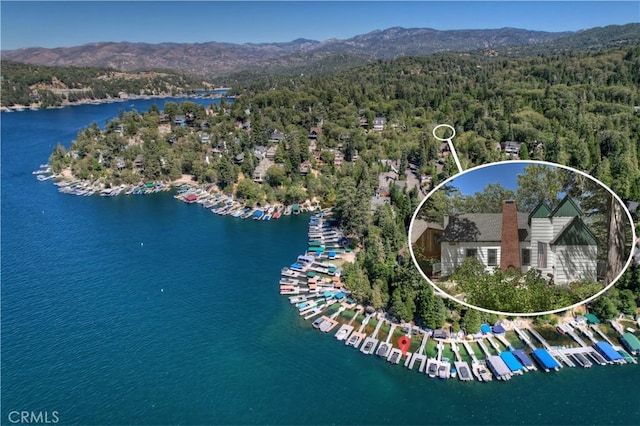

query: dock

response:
[526,327,551,350]
[486,335,504,353]
[494,334,514,350]
[451,342,473,381]
[454,361,473,381]
[335,324,354,341]
[561,323,588,347]
[486,355,512,380]
[513,326,537,351]
[360,316,385,355]
[461,340,479,363]
[408,332,429,372]
[477,339,493,358]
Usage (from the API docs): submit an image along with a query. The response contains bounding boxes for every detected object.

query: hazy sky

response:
[1,1,638,50]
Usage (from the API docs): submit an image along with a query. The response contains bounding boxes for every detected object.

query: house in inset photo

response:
[439,196,598,284]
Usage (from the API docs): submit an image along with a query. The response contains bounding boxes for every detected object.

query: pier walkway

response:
[409,332,429,372]
[347,307,364,326]
[487,336,503,353]
[527,327,551,350]
[575,324,599,345]
[592,324,617,347]
[462,340,479,362]
[495,334,513,350]
[477,339,493,358]
[513,327,537,351]
[563,324,588,347]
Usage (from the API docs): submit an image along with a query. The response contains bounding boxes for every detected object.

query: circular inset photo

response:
[409,160,636,316]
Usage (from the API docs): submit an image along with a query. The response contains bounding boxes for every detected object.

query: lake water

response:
[1,100,638,425]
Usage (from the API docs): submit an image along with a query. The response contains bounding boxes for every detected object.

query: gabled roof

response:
[549,216,598,246]
[550,195,582,217]
[529,201,551,220]
[442,212,530,242]
[411,219,444,244]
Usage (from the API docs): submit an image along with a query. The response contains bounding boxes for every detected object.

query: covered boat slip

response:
[499,351,524,374]
[486,355,512,380]
[532,349,561,371]
[454,361,473,381]
[511,349,536,370]
[594,342,625,363]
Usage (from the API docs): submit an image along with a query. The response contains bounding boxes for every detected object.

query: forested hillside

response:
[49,44,640,327]
[0,61,200,107]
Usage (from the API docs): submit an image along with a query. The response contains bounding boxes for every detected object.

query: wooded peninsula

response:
[41,43,640,329]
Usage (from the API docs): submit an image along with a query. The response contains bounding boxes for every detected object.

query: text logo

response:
[7,411,59,424]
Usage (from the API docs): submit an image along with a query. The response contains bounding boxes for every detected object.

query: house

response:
[200,133,211,144]
[253,157,273,183]
[411,219,444,260]
[115,157,126,170]
[174,115,186,127]
[233,152,245,165]
[265,145,278,161]
[253,146,267,160]
[299,160,312,175]
[500,141,522,158]
[332,149,344,167]
[439,196,598,284]
[359,117,368,128]
[268,129,285,143]
[115,124,125,136]
[373,117,386,132]
[309,127,321,139]
[134,154,145,170]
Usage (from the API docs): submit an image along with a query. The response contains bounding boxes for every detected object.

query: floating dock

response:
[532,349,561,372]
[486,355,512,380]
[500,351,524,375]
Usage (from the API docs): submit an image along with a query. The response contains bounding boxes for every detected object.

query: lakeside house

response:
[269,129,285,143]
[427,196,598,284]
[373,117,386,132]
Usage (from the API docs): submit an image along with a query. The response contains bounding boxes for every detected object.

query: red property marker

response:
[398,335,411,356]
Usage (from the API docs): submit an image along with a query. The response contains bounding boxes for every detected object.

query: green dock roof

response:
[622,332,640,352]
[584,313,600,324]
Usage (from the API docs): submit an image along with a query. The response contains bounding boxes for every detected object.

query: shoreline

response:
[279,212,638,382]
[0,92,234,113]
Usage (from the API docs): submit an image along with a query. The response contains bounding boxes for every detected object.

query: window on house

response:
[466,248,477,258]
[487,249,497,266]
[522,248,531,266]
[537,242,547,268]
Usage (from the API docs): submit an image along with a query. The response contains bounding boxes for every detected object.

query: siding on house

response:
[530,216,554,277]
[553,244,598,283]
[441,241,502,275]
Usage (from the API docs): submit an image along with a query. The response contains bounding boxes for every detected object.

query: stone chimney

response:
[500,200,521,271]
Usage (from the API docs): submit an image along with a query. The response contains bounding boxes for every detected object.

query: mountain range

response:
[2,24,639,77]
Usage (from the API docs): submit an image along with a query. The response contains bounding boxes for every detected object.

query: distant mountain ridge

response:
[3,24,639,77]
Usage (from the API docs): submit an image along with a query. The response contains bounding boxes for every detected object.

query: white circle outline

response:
[432,124,456,141]
[407,159,637,317]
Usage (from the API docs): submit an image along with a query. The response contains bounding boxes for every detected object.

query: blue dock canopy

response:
[594,342,623,362]
[253,210,263,218]
[290,263,304,270]
[511,349,534,368]
[480,324,491,334]
[500,351,524,372]
[492,324,506,334]
[532,349,560,370]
